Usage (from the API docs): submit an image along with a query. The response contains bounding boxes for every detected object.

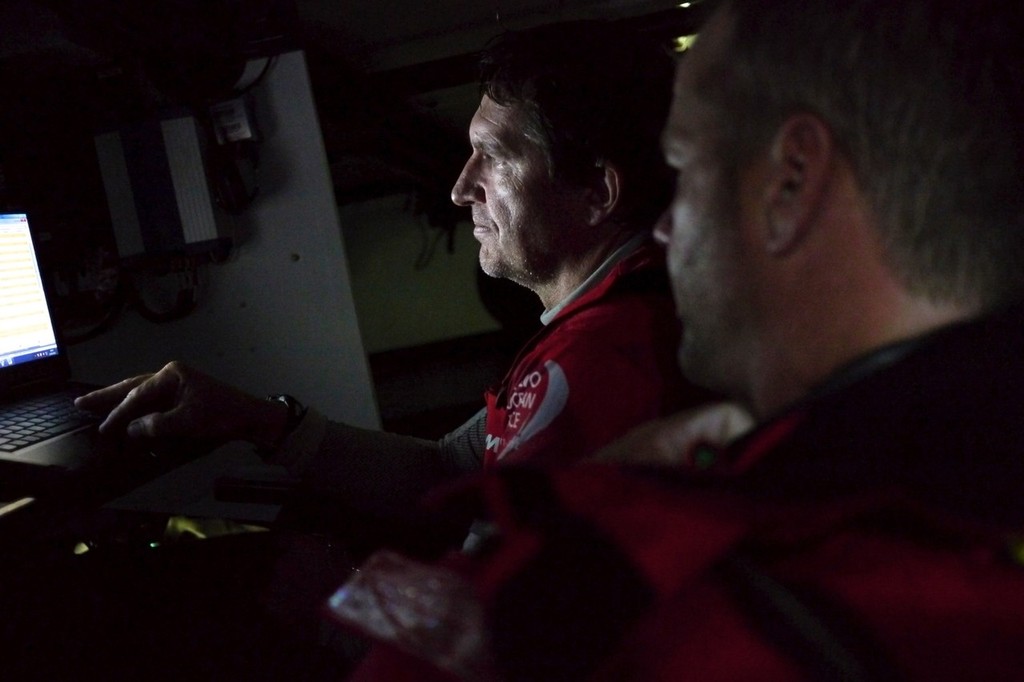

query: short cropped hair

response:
[710,0,1024,309]
[479,21,675,231]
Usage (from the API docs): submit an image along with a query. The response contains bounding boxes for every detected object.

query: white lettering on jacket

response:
[498,360,569,460]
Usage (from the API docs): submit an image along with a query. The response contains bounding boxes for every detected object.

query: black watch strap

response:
[264,394,307,454]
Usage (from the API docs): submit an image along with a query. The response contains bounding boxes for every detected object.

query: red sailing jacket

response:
[337,305,1024,681]
[482,241,696,469]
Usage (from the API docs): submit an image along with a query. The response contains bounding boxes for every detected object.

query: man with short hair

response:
[77,22,702,521]
[339,1,1024,678]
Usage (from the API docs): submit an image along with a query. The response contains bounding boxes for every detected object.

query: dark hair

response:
[707,0,1024,309]
[479,20,675,231]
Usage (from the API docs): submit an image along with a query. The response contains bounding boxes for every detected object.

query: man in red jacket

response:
[338,0,1024,679]
[76,22,701,524]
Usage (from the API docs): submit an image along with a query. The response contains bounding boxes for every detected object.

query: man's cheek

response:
[669,208,704,267]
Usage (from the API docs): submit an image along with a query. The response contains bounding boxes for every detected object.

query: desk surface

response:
[104,441,286,524]
[0,441,287,566]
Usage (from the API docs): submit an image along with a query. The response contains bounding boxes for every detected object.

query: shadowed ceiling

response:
[0,0,711,223]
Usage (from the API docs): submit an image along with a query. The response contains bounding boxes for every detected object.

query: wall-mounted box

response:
[95,114,230,263]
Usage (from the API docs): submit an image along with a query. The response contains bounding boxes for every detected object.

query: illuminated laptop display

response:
[0,211,101,474]
[0,213,59,369]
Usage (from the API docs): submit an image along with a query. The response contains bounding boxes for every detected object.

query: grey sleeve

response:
[438,407,489,473]
[268,407,487,519]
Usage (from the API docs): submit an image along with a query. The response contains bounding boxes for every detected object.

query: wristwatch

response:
[263,393,307,454]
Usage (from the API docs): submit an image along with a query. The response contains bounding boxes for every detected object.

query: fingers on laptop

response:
[97,372,179,435]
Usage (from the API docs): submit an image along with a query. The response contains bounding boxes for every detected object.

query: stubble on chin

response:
[675,319,720,393]
[477,241,503,279]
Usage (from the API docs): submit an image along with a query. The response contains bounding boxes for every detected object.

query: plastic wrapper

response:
[323,550,495,680]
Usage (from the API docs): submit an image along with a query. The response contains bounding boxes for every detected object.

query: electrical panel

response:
[94,113,230,264]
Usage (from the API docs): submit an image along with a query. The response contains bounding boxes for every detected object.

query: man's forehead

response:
[676,5,733,92]
[663,6,733,146]
[469,96,543,153]
[470,97,520,138]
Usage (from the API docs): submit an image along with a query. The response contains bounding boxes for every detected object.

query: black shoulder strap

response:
[717,552,902,682]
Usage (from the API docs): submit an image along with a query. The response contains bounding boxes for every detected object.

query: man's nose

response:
[653,209,672,244]
[451,157,484,206]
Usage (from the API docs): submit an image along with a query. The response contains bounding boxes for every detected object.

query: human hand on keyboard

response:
[74,361,289,453]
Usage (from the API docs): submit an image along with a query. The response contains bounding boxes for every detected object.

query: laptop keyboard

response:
[0,392,96,453]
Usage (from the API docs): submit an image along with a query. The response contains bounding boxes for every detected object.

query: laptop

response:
[0,211,99,478]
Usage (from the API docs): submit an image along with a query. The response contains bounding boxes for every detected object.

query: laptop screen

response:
[0,213,60,369]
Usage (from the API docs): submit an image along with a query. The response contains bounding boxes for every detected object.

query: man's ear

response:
[586,161,622,226]
[762,113,834,254]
